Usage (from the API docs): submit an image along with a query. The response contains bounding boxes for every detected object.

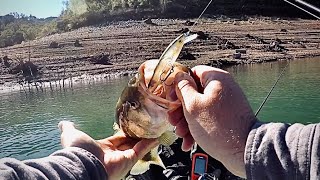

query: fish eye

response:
[129,101,140,109]
[128,77,136,85]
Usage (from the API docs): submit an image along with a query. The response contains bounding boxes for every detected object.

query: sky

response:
[0,0,65,18]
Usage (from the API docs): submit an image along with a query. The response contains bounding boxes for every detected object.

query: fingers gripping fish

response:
[115,32,198,176]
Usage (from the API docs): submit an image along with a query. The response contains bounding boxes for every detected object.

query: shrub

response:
[0,14,58,47]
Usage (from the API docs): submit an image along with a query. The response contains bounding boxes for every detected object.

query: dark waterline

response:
[0,57,319,160]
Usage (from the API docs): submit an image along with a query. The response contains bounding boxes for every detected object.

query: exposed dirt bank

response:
[0,17,319,92]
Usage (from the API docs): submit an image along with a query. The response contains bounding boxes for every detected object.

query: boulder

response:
[179,50,196,60]
[74,40,83,47]
[197,31,210,40]
[90,54,112,65]
[183,20,195,26]
[3,56,11,68]
[49,41,59,48]
[143,18,156,25]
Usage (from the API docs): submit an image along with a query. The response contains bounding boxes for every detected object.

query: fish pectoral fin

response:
[113,122,120,131]
[130,159,164,175]
[130,160,151,175]
[159,131,178,146]
[130,147,165,175]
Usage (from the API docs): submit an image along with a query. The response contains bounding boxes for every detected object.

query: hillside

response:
[1,0,319,49]
[0,17,319,92]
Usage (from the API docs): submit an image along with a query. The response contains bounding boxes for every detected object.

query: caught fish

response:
[115,32,198,175]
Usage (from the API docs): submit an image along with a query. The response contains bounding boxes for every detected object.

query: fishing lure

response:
[147,32,198,93]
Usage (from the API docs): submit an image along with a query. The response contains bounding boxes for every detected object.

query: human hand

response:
[58,121,159,180]
[168,66,257,178]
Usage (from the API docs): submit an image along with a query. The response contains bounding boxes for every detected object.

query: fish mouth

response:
[137,62,182,111]
[139,83,180,110]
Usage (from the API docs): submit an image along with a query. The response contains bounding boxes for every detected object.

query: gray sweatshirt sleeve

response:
[245,122,320,180]
[0,147,108,180]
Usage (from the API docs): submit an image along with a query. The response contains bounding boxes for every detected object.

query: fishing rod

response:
[186,0,318,117]
[255,1,319,116]
[255,62,289,117]
[283,0,320,19]
[191,0,215,28]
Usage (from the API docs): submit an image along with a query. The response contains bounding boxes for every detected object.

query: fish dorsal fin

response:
[159,130,178,146]
[130,146,165,175]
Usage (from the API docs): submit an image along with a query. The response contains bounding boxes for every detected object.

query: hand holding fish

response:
[168,66,257,178]
[114,32,198,175]
[59,121,159,180]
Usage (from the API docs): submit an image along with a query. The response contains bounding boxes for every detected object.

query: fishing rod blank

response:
[284,0,320,19]
[255,62,289,117]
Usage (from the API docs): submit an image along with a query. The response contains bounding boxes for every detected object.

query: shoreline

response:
[1,56,318,95]
[1,17,319,94]
[0,70,136,95]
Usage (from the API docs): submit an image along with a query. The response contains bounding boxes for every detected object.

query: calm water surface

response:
[227,58,320,123]
[0,57,319,160]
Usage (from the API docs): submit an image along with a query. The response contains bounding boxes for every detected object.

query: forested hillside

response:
[61,0,320,28]
[0,14,57,48]
[1,0,319,48]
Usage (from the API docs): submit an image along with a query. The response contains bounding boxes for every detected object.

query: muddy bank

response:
[0,17,319,92]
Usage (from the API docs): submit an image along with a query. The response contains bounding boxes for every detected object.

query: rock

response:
[280,29,288,32]
[3,56,11,68]
[265,41,288,52]
[143,18,156,25]
[183,20,195,26]
[245,34,254,39]
[208,59,239,68]
[179,50,196,60]
[74,40,83,47]
[197,31,210,40]
[49,41,59,48]
[245,34,268,44]
[175,28,189,34]
[225,41,238,49]
[233,53,241,59]
[90,54,112,65]
[275,38,283,44]
[235,49,247,54]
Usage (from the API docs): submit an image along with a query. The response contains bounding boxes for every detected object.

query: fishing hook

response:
[159,66,175,86]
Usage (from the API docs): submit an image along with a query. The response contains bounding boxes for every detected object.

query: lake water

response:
[0,57,319,160]
[229,58,319,123]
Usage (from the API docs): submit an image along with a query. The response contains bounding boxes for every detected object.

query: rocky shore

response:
[0,17,319,93]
